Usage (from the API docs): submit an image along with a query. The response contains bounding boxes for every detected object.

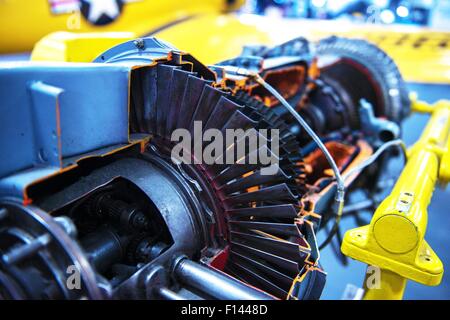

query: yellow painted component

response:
[230,16,450,83]
[298,22,450,84]
[373,215,419,254]
[410,92,435,113]
[342,99,450,299]
[0,0,244,54]
[440,135,450,185]
[411,99,450,186]
[338,31,450,84]
[245,17,450,83]
[30,13,271,65]
[31,31,136,62]
[1,1,449,83]
[409,99,450,157]
[152,14,271,65]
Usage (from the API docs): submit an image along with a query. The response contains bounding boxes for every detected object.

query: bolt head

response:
[133,39,145,50]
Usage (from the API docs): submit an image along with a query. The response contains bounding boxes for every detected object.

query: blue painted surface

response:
[319,83,450,300]
[0,62,131,178]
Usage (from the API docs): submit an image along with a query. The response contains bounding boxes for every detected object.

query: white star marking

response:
[84,0,120,23]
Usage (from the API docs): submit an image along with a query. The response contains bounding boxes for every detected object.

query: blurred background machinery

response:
[0,0,449,83]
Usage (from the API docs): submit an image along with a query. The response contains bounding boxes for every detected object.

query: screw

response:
[133,39,145,50]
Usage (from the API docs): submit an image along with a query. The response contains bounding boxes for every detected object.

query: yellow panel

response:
[5,1,447,83]
[229,16,450,84]
[31,31,136,62]
[30,14,270,65]
[0,0,243,53]
[152,14,271,65]
[304,25,450,84]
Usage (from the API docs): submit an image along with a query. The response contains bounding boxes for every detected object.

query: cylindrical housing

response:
[81,228,125,273]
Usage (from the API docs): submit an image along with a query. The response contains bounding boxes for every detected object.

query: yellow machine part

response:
[341,99,450,299]
[0,0,245,54]
[31,31,136,62]
[31,13,272,64]
[306,27,450,84]
[2,1,444,83]
[255,17,450,84]
[30,21,450,84]
[150,14,271,66]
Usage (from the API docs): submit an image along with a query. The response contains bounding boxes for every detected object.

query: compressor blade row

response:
[128,61,324,299]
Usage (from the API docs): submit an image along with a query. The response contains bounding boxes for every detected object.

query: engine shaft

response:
[174,257,275,300]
